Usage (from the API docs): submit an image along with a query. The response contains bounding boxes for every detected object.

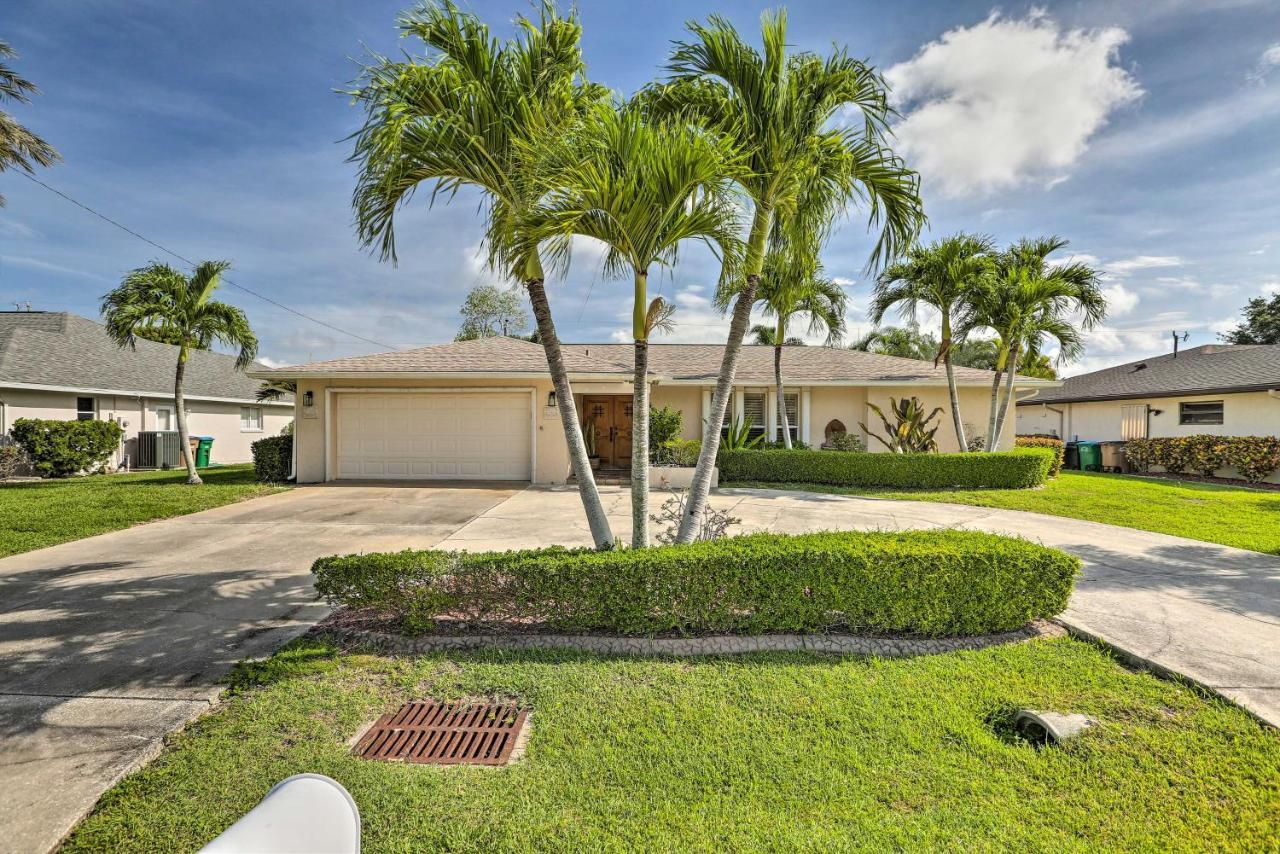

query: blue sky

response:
[3,0,1278,374]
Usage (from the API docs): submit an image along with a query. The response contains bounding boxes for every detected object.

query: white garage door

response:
[334,392,532,480]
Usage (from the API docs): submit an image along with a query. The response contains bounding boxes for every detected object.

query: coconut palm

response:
[101,261,257,485]
[751,251,846,448]
[529,105,742,547]
[644,10,925,542]
[870,234,994,452]
[0,40,60,206]
[974,237,1105,449]
[348,1,617,548]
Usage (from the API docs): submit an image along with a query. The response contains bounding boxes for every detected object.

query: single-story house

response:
[0,311,293,467]
[250,336,1055,484]
[1016,343,1280,442]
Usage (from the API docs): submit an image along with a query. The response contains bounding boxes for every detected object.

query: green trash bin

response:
[1076,440,1101,472]
[196,436,214,468]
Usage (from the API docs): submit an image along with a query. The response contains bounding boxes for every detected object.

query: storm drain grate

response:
[352,701,529,766]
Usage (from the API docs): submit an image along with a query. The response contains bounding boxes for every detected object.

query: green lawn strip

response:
[725,471,1280,555]
[64,637,1279,852]
[0,465,286,557]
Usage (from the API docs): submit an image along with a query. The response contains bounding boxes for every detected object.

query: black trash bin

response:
[1064,441,1080,471]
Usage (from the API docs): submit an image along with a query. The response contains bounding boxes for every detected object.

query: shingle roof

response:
[0,311,286,402]
[1017,344,1280,405]
[254,335,1050,387]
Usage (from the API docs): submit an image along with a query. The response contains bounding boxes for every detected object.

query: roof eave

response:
[245,369,642,382]
[1016,382,1280,406]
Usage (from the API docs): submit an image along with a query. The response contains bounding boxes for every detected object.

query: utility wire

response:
[15,172,403,351]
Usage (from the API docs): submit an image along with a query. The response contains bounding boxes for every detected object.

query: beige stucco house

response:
[0,311,292,467]
[252,336,1054,485]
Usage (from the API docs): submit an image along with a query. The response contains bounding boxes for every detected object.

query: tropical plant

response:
[0,40,60,206]
[348,0,617,548]
[859,396,943,453]
[101,261,257,484]
[582,415,597,459]
[824,432,866,452]
[455,284,529,340]
[720,416,765,451]
[972,238,1105,449]
[527,105,742,547]
[871,234,994,451]
[643,9,925,543]
[256,379,296,402]
[649,405,683,456]
[752,250,847,448]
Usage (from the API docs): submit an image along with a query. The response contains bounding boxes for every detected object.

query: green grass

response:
[63,638,1279,852]
[726,470,1280,555]
[0,464,286,557]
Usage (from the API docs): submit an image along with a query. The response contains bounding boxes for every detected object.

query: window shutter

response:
[743,393,766,435]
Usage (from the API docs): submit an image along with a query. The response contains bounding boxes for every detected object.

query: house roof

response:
[1017,344,1280,406]
[0,311,288,403]
[252,335,1053,388]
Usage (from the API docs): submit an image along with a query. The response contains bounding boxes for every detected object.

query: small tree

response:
[455,284,530,340]
[1219,292,1280,345]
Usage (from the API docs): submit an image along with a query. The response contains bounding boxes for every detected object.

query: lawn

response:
[726,471,1280,555]
[64,638,1279,852]
[0,465,286,557]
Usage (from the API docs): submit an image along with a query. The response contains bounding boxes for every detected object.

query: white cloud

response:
[1102,283,1139,316]
[1248,42,1280,83]
[1263,281,1280,296]
[1107,254,1182,274]
[884,11,1141,197]
[256,355,290,368]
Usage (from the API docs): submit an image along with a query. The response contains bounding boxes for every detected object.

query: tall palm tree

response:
[645,10,925,542]
[752,251,846,448]
[870,234,994,452]
[101,261,257,485]
[348,1,617,548]
[974,237,1105,449]
[530,105,742,547]
[0,40,60,205]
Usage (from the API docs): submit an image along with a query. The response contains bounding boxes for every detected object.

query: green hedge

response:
[1015,435,1065,477]
[250,435,292,482]
[717,447,1056,489]
[9,418,124,478]
[1125,435,1280,482]
[312,530,1079,637]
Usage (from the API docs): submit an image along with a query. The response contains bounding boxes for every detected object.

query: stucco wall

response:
[650,385,704,440]
[0,386,291,466]
[865,385,1010,452]
[1016,391,1280,442]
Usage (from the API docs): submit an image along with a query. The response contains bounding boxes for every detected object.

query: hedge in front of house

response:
[1124,435,1280,482]
[251,434,292,482]
[9,418,124,478]
[1015,435,1065,477]
[717,447,1056,489]
[312,529,1079,638]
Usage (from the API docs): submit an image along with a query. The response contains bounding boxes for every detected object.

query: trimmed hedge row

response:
[1015,435,1065,477]
[1125,435,1280,482]
[717,447,1056,489]
[312,530,1079,638]
[9,418,123,478]
[251,435,292,483]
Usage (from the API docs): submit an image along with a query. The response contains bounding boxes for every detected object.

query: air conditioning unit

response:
[135,431,183,469]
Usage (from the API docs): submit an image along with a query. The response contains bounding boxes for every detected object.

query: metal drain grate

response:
[353,701,529,766]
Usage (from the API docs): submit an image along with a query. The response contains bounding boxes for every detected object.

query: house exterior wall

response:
[0,386,291,467]
[865,385,1010,452]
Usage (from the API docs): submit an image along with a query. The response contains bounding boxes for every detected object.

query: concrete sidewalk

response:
[439,485,1280,727]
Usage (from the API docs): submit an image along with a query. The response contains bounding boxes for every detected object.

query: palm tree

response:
[751,251,846,448]
[101,261,257,485]
[0,40,60,205]
[348,1,617,548]
[974,237,1105,449]
[644,10,925,542]
[529,105,742,547]
[870,234,994,451]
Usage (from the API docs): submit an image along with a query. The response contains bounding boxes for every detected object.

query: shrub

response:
[656,438,701,467]
[0,442,31,478]
[251,434,292,482]
[648,406,683,455]
[9,418,123,478]
[824,432,866,452]
[1015,435,1065,477]
[1125,435,1280,483]
[761,438,811,450]
[312,529,1079,637]
[718,447,1056,490]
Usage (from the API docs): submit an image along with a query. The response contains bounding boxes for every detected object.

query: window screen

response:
[783,393,799,441]
[240,406,264,431]
[1179,401,1223,425]
[76,397,95,421]
[743,393,766,437]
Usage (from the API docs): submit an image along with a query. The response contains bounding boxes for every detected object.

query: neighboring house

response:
[250,336,1054,484]
[0,311,293,467]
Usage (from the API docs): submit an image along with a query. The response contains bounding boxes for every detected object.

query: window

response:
[743,392,766,438]
[1179,400,1223,425]
[782,393,799,442]
[76,397,96,421]
[240,406,264,432]
[153,405,174,431]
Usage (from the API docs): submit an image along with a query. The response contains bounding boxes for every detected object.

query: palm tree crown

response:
[0,40,61,205]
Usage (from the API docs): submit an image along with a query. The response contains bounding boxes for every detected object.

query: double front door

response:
[583,395,633,468]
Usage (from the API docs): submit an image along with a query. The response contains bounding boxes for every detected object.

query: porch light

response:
[547,391,557,408]
[303,391,314,407]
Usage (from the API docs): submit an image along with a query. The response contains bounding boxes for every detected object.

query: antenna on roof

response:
[1171,330,1189,358]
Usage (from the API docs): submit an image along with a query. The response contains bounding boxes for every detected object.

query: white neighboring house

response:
[0,311,293,468]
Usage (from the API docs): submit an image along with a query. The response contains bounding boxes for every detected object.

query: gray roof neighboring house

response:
[0,311,288,403]
[1018,344,1280,406]
[251,335,1055,388]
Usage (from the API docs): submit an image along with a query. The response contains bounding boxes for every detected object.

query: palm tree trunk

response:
[944,356,967,452]
[676,205,772,544]
[994,344,1021,447]
[631,338,650,549]
[174,348,201,485]
[774,339,792,449]
[984,342,1009,452]
[525,272,615,549]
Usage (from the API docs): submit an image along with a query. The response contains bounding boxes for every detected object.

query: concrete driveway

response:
[0,482,519,854]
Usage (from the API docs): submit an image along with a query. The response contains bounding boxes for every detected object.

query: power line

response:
[15,172,404,351]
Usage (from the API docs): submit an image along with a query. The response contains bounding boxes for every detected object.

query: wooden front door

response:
[583,396,634,468]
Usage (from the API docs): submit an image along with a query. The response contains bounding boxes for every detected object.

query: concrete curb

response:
[310,620,1064,658]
